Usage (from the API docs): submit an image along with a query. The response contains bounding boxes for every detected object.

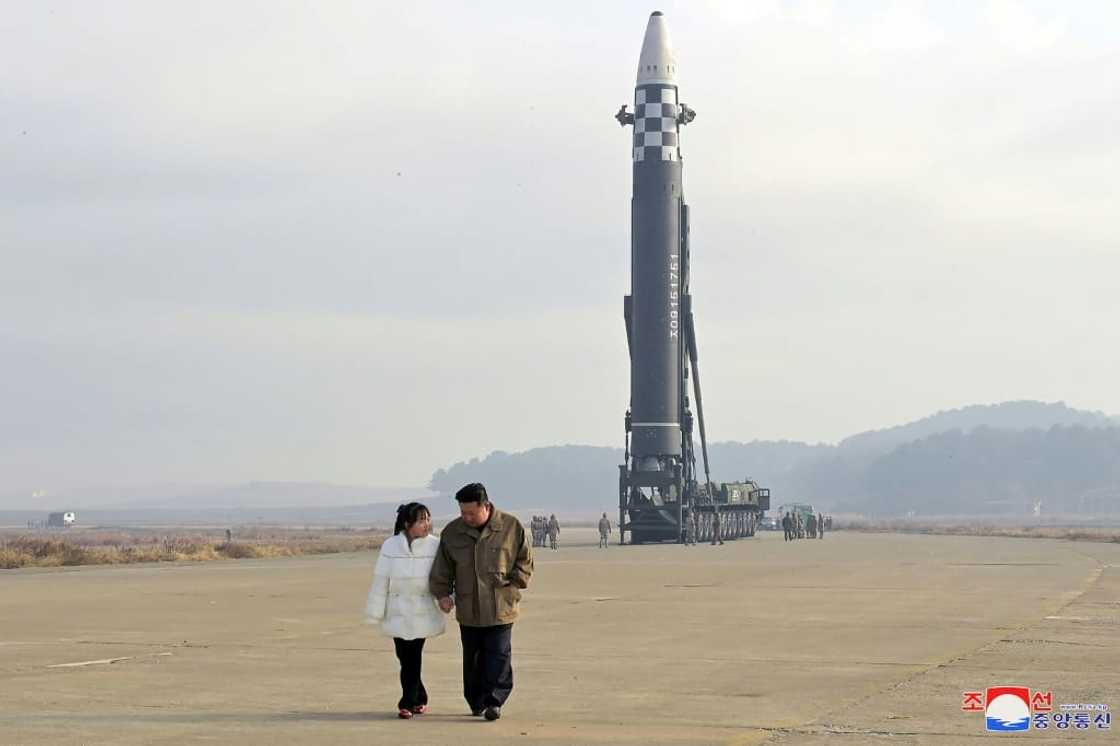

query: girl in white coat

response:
[365,502,446,719]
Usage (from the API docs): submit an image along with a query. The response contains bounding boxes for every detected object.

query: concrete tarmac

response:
[1,529,1117,745]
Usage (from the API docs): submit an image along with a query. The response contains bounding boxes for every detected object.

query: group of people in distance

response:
[530,514,560,549]
[782,511,829,540]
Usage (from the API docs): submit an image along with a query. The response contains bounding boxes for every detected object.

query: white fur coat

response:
[364,533,446,640]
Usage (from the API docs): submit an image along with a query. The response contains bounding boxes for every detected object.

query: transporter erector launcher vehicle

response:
[616,12,769,544]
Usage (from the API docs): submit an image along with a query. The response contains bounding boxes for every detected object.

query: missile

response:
[617,14,768,545]
[617,11,704,544]
[621,11,693,465]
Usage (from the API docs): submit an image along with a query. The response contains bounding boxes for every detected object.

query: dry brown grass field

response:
[0,527,387,569]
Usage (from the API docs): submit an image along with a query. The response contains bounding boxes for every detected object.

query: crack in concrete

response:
[998,637,1109,647]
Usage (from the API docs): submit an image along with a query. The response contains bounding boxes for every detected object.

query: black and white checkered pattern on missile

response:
[633,85,680,162]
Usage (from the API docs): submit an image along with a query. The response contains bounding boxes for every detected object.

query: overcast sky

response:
[2,1,1118,495]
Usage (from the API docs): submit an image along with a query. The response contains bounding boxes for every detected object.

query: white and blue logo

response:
[986,686,1031,732]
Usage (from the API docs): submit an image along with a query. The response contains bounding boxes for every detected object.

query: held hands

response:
[438,596,454,614]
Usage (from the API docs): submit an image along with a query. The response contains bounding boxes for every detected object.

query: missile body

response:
[629,11,684,462]
[618,11,701,544]
[617,13,768,544]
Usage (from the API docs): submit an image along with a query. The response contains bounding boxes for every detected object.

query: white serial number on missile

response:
[669,253,680,339]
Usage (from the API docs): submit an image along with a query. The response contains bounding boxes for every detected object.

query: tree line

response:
[428,402,1120,516]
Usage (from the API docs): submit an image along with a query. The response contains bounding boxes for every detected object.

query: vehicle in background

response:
[776,503,815,526]
[46,511,76,528]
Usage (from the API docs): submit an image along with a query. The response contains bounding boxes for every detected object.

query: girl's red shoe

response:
[397,709,413,719]
[410,705,427,715]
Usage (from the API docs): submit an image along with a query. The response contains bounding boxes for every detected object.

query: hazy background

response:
[3,2,1118,504]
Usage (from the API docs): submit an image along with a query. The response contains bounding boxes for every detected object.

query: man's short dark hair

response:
[455,482,489,504]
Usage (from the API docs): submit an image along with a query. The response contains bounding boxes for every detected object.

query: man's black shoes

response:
[471,707,484,717]
[483,706,501,721]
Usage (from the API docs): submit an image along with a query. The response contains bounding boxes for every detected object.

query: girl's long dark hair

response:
[393,502,430,535]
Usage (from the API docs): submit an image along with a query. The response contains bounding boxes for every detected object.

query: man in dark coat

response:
[430,483,533,721]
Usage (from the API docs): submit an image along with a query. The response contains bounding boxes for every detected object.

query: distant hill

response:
[837,401,1117,454]
[799,402,1120,510]
[428,401,1120,517]
[862,426,1120,516]
[8,401,1115,520]
[429,446,622,514]
[428,441,835,514]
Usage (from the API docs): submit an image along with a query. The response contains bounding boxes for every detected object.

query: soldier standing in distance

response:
[547,514,560,550]
[710,509,723,545]
[598,513,611,548]
[782,512,791,541]
[685,508,697,545]
[818,512,825,539]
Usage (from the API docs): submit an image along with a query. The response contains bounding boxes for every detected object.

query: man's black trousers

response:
[459,623,513,710]
[392,637,428,710]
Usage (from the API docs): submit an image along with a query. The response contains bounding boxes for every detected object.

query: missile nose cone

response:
[637,12,676,85]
